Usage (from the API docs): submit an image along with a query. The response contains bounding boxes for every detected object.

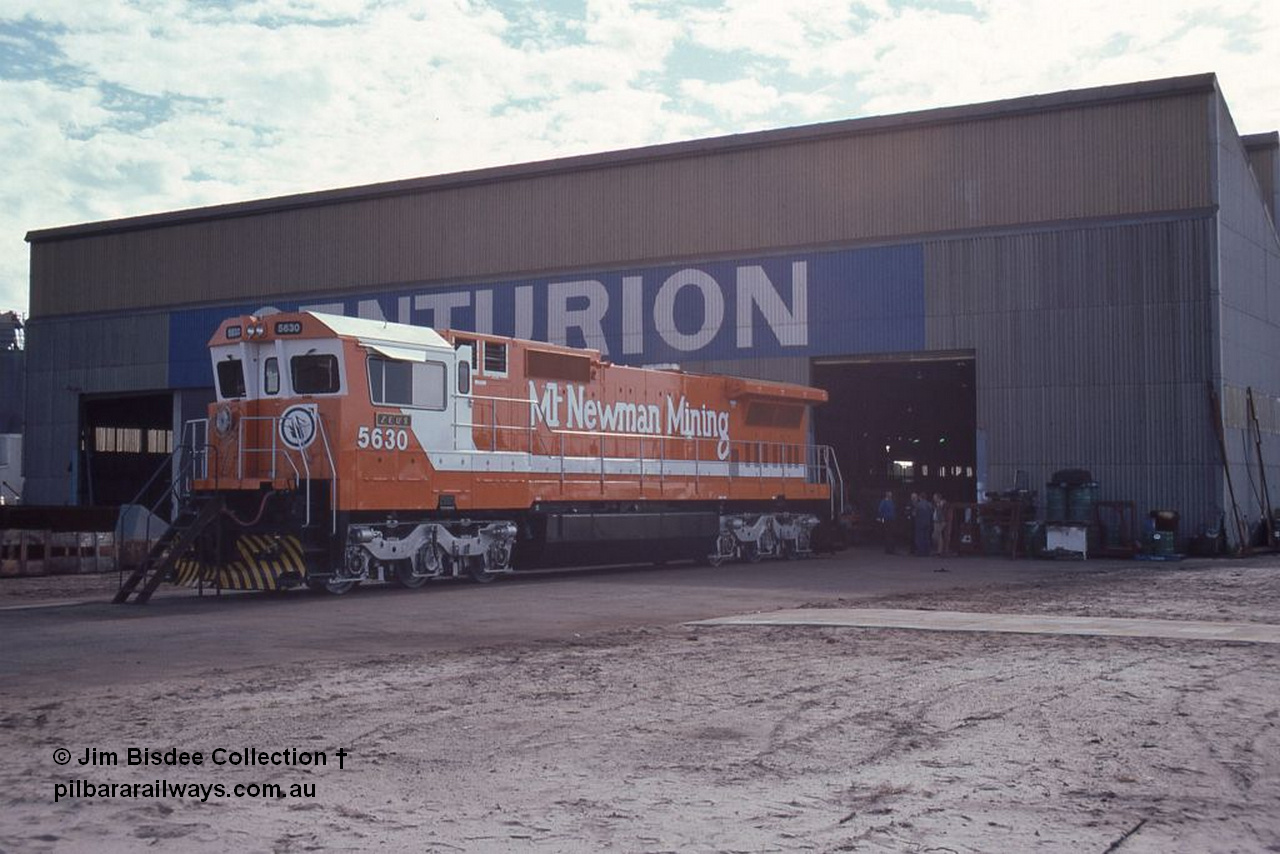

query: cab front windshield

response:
[216,359,245,399]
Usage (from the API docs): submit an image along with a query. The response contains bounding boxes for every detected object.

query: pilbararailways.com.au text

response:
[55,779,321,803]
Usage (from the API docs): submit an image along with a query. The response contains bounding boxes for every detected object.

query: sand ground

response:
[1,557,1278,853]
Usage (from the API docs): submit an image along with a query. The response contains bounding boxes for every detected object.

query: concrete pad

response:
[692,607,1280,644]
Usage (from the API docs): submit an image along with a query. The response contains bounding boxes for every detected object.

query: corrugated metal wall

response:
[1243,134,1278,223]
[683,217,1223,529]
[925,218,1219,528]
[21,313,170,504]
[0,350,22,434]
[29,88,1213,318]
[1217,101,1280,537]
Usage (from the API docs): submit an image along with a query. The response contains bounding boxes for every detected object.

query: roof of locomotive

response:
[435,326,601,359]
[207,310,451,353]
[310,312,451,350]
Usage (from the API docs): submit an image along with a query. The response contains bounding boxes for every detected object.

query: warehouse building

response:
[21,73,1280,539]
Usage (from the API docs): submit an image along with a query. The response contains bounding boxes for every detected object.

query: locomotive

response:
[117,311,843,600]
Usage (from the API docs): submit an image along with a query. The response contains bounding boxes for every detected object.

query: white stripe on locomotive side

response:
[426,450,808,480]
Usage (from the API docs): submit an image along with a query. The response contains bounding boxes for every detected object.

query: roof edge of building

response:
[1242,131,1280,149]
[26,72,1220,245]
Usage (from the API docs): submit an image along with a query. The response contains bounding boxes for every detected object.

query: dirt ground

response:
[1,558,1279,853]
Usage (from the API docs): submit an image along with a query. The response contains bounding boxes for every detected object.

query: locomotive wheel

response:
[792,529,811,559]
[468,560,495,584]
[309,578,358,595]
[393,560,429,589]
[400,543,446,588]
[708,532,737,567]
[470,539,512,583]
[757,527,779,559]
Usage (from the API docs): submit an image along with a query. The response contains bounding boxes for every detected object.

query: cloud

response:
[0,1,701,313]
[680,77,832,122]
[0,0,1277,317]
[681,0,1280,124]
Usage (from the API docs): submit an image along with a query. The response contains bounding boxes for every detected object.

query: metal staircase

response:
[113,495,224,604]
[112,438,218,605]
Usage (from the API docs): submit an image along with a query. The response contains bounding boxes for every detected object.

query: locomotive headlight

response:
[214,405,234,435]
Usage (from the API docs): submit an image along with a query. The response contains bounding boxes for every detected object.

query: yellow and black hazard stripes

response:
[233,533,307,589]
[173,534,307,591]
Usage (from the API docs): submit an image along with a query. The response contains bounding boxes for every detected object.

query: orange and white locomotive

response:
[119,311,842,599]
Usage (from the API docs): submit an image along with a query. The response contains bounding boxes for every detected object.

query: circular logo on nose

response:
[214,405,234,435]
[280,405,317,450]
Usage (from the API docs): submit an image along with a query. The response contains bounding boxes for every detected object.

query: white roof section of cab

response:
[307,311,452,355]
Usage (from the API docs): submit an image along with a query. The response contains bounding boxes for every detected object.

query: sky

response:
[2,0,1278,317]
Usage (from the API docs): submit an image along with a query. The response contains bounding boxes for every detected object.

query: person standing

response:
[904,493,918,553]
[932,492,951,556]
[876,491,897,554]
[913,493,934,556]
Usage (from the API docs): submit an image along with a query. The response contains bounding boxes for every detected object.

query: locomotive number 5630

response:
[357,426,410,451]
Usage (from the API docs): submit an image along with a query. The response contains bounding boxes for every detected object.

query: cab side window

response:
[483,341,507,376]
[458,359,471,395]
[264,357,280,396]
[368,357,446,410]
[291,354,341,394]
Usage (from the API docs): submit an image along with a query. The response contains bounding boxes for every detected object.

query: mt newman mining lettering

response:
[529,382,732,459]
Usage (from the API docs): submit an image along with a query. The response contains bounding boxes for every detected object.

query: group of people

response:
[874,490,951,557]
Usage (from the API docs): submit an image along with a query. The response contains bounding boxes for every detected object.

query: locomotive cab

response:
[178,311,510,594]
[196,312,468,506]
[202,315,350,499]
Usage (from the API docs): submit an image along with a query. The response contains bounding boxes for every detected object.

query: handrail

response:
[315,415,338,533]
[230,414,336,533]
[236,416,303,487]
[823,446,846,519]
[121,437,220,590]
[462,393,535,405]
[185,419,210,481]
[296,432,312,527]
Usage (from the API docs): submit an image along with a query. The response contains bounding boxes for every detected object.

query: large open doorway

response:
[812,353,977,517]
[79,393,174,509]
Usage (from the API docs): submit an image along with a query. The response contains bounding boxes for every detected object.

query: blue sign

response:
[169,244,924,389]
